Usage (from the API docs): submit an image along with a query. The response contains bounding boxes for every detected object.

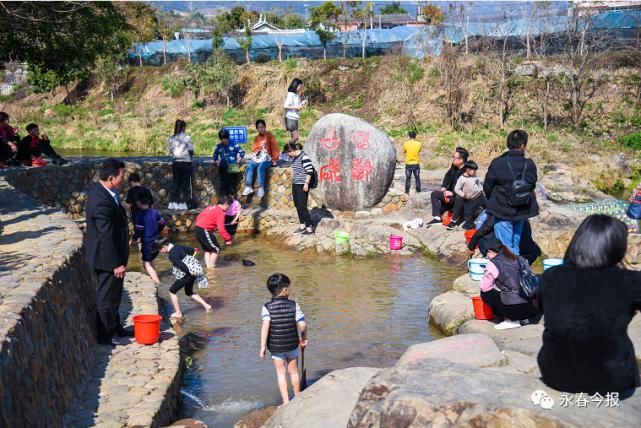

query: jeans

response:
[245,160,272,188]
[494,218,525,255]
[405,164,421,194]
[292,184,312,227]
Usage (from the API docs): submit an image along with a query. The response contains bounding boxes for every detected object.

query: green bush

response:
[161,76,186,98]
[619,131,641,150]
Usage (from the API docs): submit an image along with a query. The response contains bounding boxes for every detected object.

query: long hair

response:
[564,214,628,269]
[288,78,303,94]
[173,119,187,136]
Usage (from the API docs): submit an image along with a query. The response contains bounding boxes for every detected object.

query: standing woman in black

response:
[538,214,641,399]
[168,119,194,210]
[286,142,314,235]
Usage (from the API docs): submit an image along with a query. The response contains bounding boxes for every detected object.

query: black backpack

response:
[505,160,532,207]
[309,164,319,189]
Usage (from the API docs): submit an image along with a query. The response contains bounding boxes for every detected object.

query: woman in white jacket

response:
[168,119,194,210]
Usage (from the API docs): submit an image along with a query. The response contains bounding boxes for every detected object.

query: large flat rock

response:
[264,367,380,428]
[398,334,505,368]
[458,319,544,357]
[428,291,474,336]
[348,358,641,427]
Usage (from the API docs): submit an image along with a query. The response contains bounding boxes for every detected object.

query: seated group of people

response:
[0,112,67,168]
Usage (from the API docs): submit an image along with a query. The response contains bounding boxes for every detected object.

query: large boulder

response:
[305,113,396,211]
[263,367,380,428]
[397,334,505,368]
[348,358,641,427]
[428,291,475,336]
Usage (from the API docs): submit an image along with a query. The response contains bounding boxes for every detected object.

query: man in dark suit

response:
[85,158,131,346]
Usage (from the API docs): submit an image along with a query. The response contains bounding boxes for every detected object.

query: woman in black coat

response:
[538,214,641,398]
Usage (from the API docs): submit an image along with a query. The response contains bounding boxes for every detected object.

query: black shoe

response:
[301,229,314,235]
[446,221,459,230]
[116,327,134,337]
[294,227,306,234]
[426,218,441,226]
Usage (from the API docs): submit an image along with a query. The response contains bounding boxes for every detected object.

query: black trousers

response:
[481,289,539,321]
[0,143,13,162]
[225,214,238,237]
[292,184,312,227]
[218,168,240,196]
[169,275,195,296]
[453,195,487,227]
[95,269,124,340]
[172,161,193,203]
[405,165,421,194]
[431,190,455,217]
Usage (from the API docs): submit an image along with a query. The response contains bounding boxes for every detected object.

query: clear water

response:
[129,234,461,427]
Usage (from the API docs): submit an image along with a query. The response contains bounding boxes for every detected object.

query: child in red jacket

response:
[194,196,233,269]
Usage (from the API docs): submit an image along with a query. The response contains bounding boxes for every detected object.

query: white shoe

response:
[179,203,188,210]
[494,320,522,330]
[242,186,253,196]
[168,202,177,210]
[257,187,265,198]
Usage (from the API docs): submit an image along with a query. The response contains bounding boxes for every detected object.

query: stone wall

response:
[0,177,96,426]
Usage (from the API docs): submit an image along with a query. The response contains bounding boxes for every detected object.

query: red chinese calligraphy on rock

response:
[320,128,341,151]
[351,159,373,183]
[350,130,371,151]
[320,158,341,184]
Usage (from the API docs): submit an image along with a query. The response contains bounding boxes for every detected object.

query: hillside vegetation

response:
[2,54,641,195]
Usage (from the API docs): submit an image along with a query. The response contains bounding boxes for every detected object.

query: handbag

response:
[227,164,240,173]
[517,259,540,299]
[626,201,641,219]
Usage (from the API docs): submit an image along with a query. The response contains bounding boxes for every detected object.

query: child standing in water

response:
[133,193,166,284]
[157,239,212,319]
[260,273,308,406]
[225,192,242,241]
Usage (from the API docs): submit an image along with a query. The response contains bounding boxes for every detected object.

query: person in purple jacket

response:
[133,192,166,285]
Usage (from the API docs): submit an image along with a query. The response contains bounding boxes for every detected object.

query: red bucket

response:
[442,211,453,226]
[133,314,162,345]
[464,228,477,247]
[471,296,494,320]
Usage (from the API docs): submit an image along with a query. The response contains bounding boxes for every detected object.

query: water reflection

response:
[128,234,461,427]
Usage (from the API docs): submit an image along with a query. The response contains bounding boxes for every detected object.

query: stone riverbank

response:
[0,171,182,427]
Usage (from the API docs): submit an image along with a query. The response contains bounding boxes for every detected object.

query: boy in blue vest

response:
[259,273,308,406]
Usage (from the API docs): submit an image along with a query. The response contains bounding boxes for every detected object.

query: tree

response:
[95,54,128,102]
[115,2,160,66]
[0,2,129,90]
[422,4,444,25]
[380,2,407,15]
[315,27,336,60]
[311,2,341,60]
[236,25,253,65]
[207,49,237,107]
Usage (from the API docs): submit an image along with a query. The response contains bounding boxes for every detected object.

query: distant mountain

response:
[151,1,569,22]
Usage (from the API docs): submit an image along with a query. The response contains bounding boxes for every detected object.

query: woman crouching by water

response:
[538,214,641,399]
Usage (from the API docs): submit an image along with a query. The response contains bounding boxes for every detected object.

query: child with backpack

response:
[156,239,212,319]
[478,237,540,330]
[259,273,308,406]
[133,192,166,285]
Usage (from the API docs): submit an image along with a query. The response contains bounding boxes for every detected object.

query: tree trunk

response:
[572,76,580,126]
[362,31,366,58]
[526,32,531,59]
[278,44,283,62]
[163,41,167,65]
[323,47,327,60]
[543,78,550,131]
[246,50,250,64]
[138,53,143,67]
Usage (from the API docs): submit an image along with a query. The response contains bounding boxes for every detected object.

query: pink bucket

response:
[389,235,403,250]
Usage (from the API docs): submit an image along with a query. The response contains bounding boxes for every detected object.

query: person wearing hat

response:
[478,236,540,330]
[449,160,487,230]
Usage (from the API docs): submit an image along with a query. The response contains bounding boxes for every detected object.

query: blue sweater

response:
[213,142,245,166]
[133,208,166,243]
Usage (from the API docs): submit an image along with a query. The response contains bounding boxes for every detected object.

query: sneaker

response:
[242,186,253,196]
[301,229,314,235]
[293,227,306,234]
[179,203,188,210]
[446,221,459,231]
[168,202,177,210]
[494,320,522,330]
[111,336,133,346]
[426,217,441,226]
[257,187,265,198]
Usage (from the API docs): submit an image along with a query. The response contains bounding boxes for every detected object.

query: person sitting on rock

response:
[132,192,166,285]
[450,160,486,230]
[478,237,540,330]
[17,123,68,166]
[242,119,279,198]
[426,147,468,225]
[0,112,20,167]
[157,238,212,320]
[259,273,308,406]
[538,214,641,399]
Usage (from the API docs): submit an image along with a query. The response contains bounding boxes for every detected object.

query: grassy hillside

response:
[2,54,641,195]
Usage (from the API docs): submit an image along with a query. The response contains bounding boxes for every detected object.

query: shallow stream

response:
[128,234,461,427]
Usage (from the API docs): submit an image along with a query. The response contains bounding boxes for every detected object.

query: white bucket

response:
[467,258,489,281]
